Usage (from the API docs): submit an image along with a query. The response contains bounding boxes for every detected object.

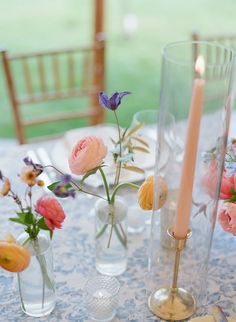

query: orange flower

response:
[20,166,37,186]
[138,175,168,210]
[0,178,11,196]
[0,240,31,272]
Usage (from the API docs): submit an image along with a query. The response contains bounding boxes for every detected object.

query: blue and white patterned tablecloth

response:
[0,140,236,322]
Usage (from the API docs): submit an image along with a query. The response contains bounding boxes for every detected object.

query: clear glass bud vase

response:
[149,41,236,318]
[17,231,56,317]
[95,196,128,276]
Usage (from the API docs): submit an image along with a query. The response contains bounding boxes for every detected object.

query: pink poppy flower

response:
[35,196,66,230]
[218,202,236,235]
[68,136,107,175]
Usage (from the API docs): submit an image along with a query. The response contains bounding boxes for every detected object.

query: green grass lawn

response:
[0,0,236,139]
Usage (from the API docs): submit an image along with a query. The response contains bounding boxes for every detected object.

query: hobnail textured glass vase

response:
[17,231,56,317]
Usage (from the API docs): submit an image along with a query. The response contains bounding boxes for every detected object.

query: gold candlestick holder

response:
[148,228,196,320]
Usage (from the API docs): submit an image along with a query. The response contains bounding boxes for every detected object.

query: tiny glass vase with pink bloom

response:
[17,231,55,317]
[0,159,66,317]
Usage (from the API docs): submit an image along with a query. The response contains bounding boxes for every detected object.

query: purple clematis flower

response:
[99,91,131,111]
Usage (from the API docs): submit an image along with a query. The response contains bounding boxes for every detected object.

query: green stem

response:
[114,225,127,248]
[96,224,108,239]
[107,210,114,248]
[110,182,139,204]
[114,110,122,186]
[17,273,26,312]
[98,167,111,203]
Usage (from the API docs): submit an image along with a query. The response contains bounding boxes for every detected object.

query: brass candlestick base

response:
[148,287,196,320]
[148,228,196,321]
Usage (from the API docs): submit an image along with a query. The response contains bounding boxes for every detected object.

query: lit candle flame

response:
[195,55,205,76]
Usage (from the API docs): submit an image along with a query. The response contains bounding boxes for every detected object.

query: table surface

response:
[0,115,236,322]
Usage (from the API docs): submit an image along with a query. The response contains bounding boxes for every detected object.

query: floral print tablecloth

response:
[0,139,236,322]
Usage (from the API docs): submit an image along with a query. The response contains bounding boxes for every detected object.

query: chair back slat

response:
[52,54,61,92]
[22,58,34,95]
[67,52,76,88]
[37,55,47,93]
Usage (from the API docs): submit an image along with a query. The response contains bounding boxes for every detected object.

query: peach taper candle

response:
[173,56,205,239]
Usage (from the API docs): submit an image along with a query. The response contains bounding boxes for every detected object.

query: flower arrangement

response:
[48,91,152,249]
[0,159,66,315]
[218,139,236,235]
[47,91,167,252]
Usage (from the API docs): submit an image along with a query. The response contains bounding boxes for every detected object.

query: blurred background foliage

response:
[0,0,236,139]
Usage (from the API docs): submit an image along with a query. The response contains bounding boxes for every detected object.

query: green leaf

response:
[37,217,50,230]
[229,186,236,195]
[47,181,61,191]
[131,135,149,148]
[122,165,145,173]
[9,218,28,226]
[126,123,143,137]
[80,166,100,184]
[132,146,150,153]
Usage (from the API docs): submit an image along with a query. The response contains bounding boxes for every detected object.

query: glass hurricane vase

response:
[148,41,236,319]
[17,231,56,317]
[95,197,128,276]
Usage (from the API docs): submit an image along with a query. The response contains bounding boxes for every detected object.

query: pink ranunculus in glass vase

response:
[218,202,236,235]
[220,173,236,199]
[0,158,67,316]
[35,196,66,230]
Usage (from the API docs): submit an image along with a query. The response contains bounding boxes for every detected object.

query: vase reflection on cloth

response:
[17,231,55,317]
[95,197,127,276]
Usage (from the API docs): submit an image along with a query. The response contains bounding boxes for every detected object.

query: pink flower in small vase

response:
[35,196,66,230]
[218,202,236,235]
[220,173,236,199]
[203,160,236,199]
[68,136,107,175]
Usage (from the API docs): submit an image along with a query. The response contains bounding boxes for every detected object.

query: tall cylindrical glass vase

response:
[148,41,236,320]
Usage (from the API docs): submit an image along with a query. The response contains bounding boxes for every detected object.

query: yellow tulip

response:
[138,175,168,210]
[0,241,31,273]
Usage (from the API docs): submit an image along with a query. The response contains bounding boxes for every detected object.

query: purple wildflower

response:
[52,175,75,198]
[99,91,131,111]
[23,157,43,176]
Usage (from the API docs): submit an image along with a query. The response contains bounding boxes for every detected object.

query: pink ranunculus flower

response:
[220,173,236,199]
[203,160,236,200]
[35,196,66,230]
[218,202,236,235]
[68,136,107,175]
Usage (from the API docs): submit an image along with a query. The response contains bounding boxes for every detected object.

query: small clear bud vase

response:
[17,231,56,317]
[148,41,236,319]
[95,196,128,276]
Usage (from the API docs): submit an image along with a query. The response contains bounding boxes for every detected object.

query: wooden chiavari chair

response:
[1,0,105,144]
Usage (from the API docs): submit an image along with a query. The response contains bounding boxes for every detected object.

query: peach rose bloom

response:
[0,241,31,272]
[218,202,236,235]
[35,196,66,230]
[68,136,107,175]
